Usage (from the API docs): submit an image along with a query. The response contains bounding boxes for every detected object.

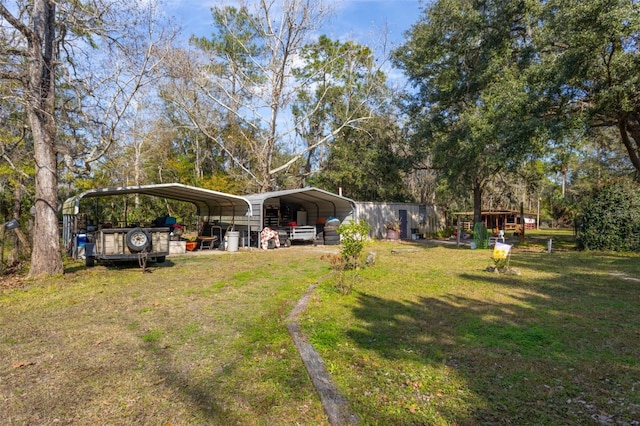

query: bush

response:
[337,219,370,268]
[436,227,455,239]
[320,219,370,295]
[577,179,640,251]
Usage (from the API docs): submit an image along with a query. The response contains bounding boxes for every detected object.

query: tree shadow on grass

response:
[345,252,640,424]
[135,303,322,424]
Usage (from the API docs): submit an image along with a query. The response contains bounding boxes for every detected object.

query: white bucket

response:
[226,231,240,252]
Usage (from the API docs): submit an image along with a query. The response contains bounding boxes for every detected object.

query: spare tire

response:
[126,228,150,252]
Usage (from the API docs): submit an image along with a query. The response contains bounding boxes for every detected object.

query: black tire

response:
[126,227,150,252]
[283,239,291,247]
[85,256,95,267]
[324,240,340,245]
[156,256,166,263]
[324,235,340,243]
[323,225,339,233]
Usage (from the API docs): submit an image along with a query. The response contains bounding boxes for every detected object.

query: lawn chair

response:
[489,230,506,246]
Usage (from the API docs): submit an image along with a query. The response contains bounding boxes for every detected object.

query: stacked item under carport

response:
[318,217,340,245]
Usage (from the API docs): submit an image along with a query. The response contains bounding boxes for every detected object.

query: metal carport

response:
[244,187,357,234]
[61,183,253,248]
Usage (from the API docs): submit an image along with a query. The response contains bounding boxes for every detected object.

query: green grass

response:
[2,233,640,425]
[301,237,640,425]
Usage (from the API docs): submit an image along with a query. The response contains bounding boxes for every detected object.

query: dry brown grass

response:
[1,247,333,425]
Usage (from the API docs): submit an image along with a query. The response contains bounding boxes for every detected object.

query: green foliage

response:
[293,36,406,200]
[309,116,411,201]
[437,227,455,239]
[338,219,370,265]
[577,179,640,251]
[534,0,640,174]
[394,0,548,216]
[548,194,577,228]
[320,219,371,295]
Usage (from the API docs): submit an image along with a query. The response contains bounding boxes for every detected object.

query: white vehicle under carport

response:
[62,183,254,267]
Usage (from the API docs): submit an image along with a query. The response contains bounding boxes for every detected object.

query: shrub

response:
[577,179,640,251]
[337,219,370,268]
[320,219,370,295]
[439,227,455,238]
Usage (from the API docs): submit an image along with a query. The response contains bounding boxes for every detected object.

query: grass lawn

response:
[1,248,331,425]
[301,230,640,425]
[2,230,640,425]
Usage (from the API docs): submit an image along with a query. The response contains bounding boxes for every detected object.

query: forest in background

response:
[1,0,639,276]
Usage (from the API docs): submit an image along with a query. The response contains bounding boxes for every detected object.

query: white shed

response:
[355,201,445,239]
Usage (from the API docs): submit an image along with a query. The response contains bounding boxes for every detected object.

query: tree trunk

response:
[473,180,483,226]
[619,116,640,174]
[27,0,63,277]
[519,201,525,244]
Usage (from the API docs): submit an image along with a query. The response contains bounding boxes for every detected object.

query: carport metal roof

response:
[245,187,356,220]
[62,183,252,218]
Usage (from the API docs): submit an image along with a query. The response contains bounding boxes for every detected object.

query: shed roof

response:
[62,183,252,217]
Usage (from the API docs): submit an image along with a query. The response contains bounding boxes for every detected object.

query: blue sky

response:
[324,0,423,48]
[164,0,424,50]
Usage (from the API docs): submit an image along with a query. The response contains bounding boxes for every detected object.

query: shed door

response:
[399,209,408,239]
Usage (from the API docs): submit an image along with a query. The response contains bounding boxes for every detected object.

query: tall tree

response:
[0,0,173,277]
[536,0,640,175]
[292,35,390,187]
[187,1,385,192]
[394,0,547,224]
[0,0,61,276]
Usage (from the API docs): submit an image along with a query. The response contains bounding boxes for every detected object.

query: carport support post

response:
[456,216,461,247]
[246,212,252,248]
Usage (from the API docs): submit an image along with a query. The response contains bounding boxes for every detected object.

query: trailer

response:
[85,226,171,267]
